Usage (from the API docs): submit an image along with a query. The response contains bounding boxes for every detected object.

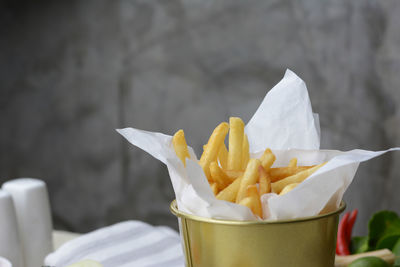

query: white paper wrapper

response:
[117,69,399,221]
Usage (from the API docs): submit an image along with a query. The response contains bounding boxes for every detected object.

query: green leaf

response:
[351,236,369,254]
[348,256,389,267]
[368,211,400,251]
[376,234,400,250]
[393,239,400,266]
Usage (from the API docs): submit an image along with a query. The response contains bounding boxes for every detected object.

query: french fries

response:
[236,159,261,203]
[259,148,276,171]
[210,183,219,195]
[288,158,297,168]
[269,166,315,182]
[172,117,327,219]
[224,170,244,180]
[239,185,262,218]
[241,134,250,170]
[279,183,299,195]
[199,122,229,180]
[210,162,235,189]
[258,166,271,195]
[216,177,242,202]
[271,163,325,194]
[227,117,245,171]
[218,142,228,170]
[172,130,190,166]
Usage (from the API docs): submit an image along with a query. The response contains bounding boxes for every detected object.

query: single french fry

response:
[258,166,271,195]
[279,183,299,195]
[227,117,244,171]
[288,158,297,168]
[271,163,326,194]
[202,145,212,182]
[244,185,263,218]
[210,182,219,195]
[238,186,262,218]
[270,157,298,183]
[199,122,229,180]
[210,161,235,189]
[172,130,190,166]
[241,134,250,170]
[224,170,244,180]
[236,158,261,203]
[216,177,242,202]
[246,184,259,197]
[218,142,228,170]
[269,166,314,182]
[259,148,276,171]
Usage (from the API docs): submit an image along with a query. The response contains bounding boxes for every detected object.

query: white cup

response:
[0,190,24,267]
[2,178,53,267]
[0,257,12,267]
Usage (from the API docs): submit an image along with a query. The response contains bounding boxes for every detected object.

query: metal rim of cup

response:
[170,199,346,225]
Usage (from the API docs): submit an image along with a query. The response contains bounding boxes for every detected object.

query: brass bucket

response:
[170,200,346,267]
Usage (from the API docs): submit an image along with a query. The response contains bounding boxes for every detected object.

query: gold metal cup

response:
[170,200,345,267]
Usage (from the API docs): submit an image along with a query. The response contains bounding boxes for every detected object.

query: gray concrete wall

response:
[0,0,399,235]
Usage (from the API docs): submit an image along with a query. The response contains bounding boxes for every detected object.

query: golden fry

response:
[227,117,244,171]
[199,122,229,180]
[259,148,276,171]
[236,158,261,203]
[238,185,262,218]
[224,170,244,180]
[258,166,271,195]
[210,161,234,189]
[288,158,297,168]
[271,163,326,194]
[245,185,263,218]
[216,177,242,202]
[210,183,219,195]
[269,166,315,182]
[279,183,299,195]
[172,130,190,166]
[218,142,228,170]
[241,134,250,170]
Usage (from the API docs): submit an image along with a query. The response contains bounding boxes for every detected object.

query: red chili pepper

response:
[346,209,358,244]
[336,212,350,255]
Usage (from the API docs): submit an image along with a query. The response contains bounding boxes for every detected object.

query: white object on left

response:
[0,256,13,267]
[0,190,24,267]
[2,178,53,267]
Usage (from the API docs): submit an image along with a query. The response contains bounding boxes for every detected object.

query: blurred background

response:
[0,0,399,236]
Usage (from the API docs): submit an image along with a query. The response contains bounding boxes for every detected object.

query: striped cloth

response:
[44,221,184,267]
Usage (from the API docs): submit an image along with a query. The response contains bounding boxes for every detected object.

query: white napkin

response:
[45,221,184,267]
[117,69,399,221]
